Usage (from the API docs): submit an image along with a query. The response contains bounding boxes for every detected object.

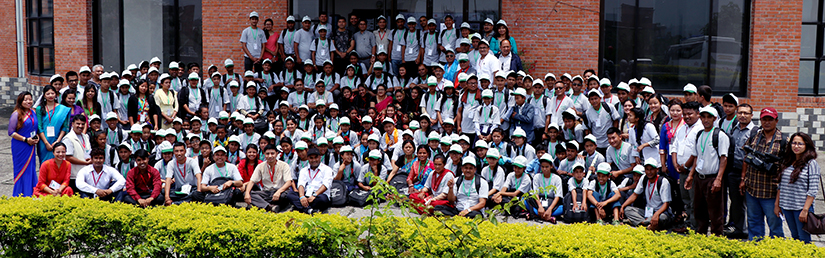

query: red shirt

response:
[238,159,262,183]
[36,159,72,191]
[125,166,162,200]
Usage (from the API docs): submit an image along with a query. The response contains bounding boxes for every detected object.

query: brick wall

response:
[502,0,600,77]
[201,0,288,74]
[0,1,17,77]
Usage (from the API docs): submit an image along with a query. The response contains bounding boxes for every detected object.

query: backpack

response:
[403,29,422,49]
[389,173,409,195]
[531,95,549,129]
[105,127,125,147]
[563,188,588,223]
[639,173,683,215]
[203,177,236,205]
[347,189,372,207]
[329,180,348,207]
[222,74,241,86]
[457,175,485,198]
[580,102,614,130]
[312,38,334,57]
[423,91,441,109]
[694,127,734,163]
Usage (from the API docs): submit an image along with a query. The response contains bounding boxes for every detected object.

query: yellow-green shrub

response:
[0,196,822,258]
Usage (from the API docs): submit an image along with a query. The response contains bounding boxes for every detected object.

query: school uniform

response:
[474,104,500,136]
[545,95,574,127]
[165,157,204,202]
[293,28,316,63]
[625,175,673,227]
[584,103,621,148]
[605,142,639,179]
[691,128,730,235]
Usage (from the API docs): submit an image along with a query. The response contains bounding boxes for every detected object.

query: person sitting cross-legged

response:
[620,158,672,230]
[244,144,294,212]
[76,148,125,201]
[122,149,165,207]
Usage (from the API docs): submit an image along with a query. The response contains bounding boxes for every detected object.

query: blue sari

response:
[11,110,38,197]
[36,104,71,163]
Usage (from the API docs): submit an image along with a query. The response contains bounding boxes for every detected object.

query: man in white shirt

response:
[199,145,244,201]
[287,148,334,214]
[63,115,92,183]
[76,148,126,201]
[474,39,499,80]
[669,101,702,228]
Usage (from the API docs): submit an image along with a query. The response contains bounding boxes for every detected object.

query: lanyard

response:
[428,93,437,111]
[542,175,552,195]
[444,29,454,42]
[177,161,187,179]
[647,175,658,201]
[378,30,387,41]
[699,128,714,155]
[286,30,295,46]
[46,104,55,122]
[192,87,200,103]
[269,163,277,183]
[92,169,105,186]
[250,27,258,41]
[427,33,435,47]
[599,182,607,197]
[216,165,228,178]
[514,174,523,189]
[463,177,473,197]
[101,92,109,111]
[613,144,623,166]
[120,162,130,177]
[79,135,87,149]
[308,167,320,181]
[554,96,565,113]
[211,88,220,103]
[408,31,416,45]
[724,116,737,133]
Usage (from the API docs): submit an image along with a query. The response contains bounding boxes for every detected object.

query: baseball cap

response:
[596,163,612,175]
[760,107,778,119]
[513,156,528,168]
[699,106,718,118]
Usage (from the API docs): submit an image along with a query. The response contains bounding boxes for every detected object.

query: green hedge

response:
[0,196,822,257]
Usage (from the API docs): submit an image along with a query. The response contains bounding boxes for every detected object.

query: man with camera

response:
[739,107,786,241]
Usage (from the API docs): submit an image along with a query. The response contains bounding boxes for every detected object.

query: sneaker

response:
[269,205,280,213]
[306,208,315,215]
[612,220,621,226]
[723,225,737,235]
[548,216,557,224]
[596,219,604,225]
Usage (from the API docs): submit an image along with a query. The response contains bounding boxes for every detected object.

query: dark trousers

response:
[726,168,747,234]
[244,56,263,73]
[286,190,331,214]
[532,128,545,146]
[693,175,725,236]
[79,190,124,202]
[122,193,165,207]
[249,189,292,210]
[433,205,482,218]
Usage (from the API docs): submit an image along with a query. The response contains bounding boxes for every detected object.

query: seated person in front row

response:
[123,149,165,207]
[199,145,244,204]
[490,156,532,216]
[244,144,294,212]
[525,153,564,223]
[410,154,455,215]
[620,158,672,231]
[287,147,334,214]
[587,163,622,225]
[76,148,126,201]
[34,143,75,197]
[433,157,488,218]
[164,142,204,205]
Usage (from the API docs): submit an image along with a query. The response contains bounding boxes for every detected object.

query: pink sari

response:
[375,95,393,113]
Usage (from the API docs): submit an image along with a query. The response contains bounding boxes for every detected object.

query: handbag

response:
[802,162,825,234]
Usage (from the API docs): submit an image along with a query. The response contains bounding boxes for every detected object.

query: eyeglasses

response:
[554,87,564,90]
[791,142,806,147]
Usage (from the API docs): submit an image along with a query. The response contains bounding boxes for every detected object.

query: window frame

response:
[800,0,824,96]
[27,0,55,76]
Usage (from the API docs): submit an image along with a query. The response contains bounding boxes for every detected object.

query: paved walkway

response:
[0,112,822,247]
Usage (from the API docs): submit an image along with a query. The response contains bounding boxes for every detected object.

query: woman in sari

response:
[406,145,433,195]
[371,84,393,113]
[154,74,178,129]
[390,140,416,179]
[33,142,74,197]
[36,85,71,163]
[9,92,39,197]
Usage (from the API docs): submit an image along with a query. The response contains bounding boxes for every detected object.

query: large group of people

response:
[7,11,821,244]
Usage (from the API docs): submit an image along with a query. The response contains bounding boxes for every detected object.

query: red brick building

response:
[0,0,818,142]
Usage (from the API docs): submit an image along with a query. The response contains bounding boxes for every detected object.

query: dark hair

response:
[667,98,683,108]
[216,125,227,132]
[433,154,446,164]
[66,71,78,78]
[337,17,346,23]
[264,144,279,153]
[493,23,510,39]
[61,89,77,107]
[14,91,33,131]
[681,101,701,112]
[280,137,293,146]
[584,69,596,76]
[264,18,273,25]
[173,142,187,149]
[416,145,431,158]
[697,85,712,102]
[71,114,87,124]
[554,143,567,154]
[738,103,753,113]
[629,107,647,146]
[90,148,105,158]
[781,132,817,184]
[52,142,67,151]
[245,144,260,164]
[536,144,547,152]
[606,127,621,136]
[134,149,150,159]
[38,85,58,116]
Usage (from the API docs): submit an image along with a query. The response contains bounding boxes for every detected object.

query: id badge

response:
[541,198,549,208]
[427,49,433,56]
[253,44,258,50]
[180,184,192,195]
[46,126,55,138]
[645,207,654,218]
[696,159,705,170]
[320,49,327,56]
[378,45,385,51]
[396,45,401,52]
[49,180,61,190]
[408,48,414,54]
[445,44,452,50]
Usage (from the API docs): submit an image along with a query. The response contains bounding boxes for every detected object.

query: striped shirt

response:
[778,159,820,211]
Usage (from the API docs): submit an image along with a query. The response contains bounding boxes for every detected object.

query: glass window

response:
[801,25,817,58]
[600,0,748,95]
[26,0,54,76]
[800,60,815,95]
[800,0,825,95]
[293,0,320,20]
[804,0,819,22]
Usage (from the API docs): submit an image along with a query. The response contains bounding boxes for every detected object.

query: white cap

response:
[443,118,455,125]
[407,16,416,24]
[459,38,471,46]
[449,144,463,154]
[158,73,171,82]
[89,114,101,122]
[587,74,599,82]
[395,14,405,21]
[599,78,612,87]
[428,131,441,141]
[340,145,353,153]
[228,135,241,144]
[443,80,454,89]
[597,163,612,175]
[461,22,471,29]
[587,88,603,98]
[316,137,329,146]
[481,89,494,98]
[571,163,585,171]
[286,15,295,22]
[130,124,143,133]
[486,148,500,159]
[340,117,351,125]
[475,139,488,149]
[427,19,436,25]
[513,156,528,168]
[484,18,494,25]
[547,123,560,131]
[169,61,180,69]
[641,86,655,94]
[494,70,508,79]
[545,73,556,80]
[562,73,573,81]
[332,136,345,145]
[683,83,697,93]
[566,141,579,150]
[440,136,452,145]
[208,117,218,125]
[462,156,477,167]
[584,134,598,144]
[150,57,162,64]
[302,16,311,22]
[367,134,380,142]
[457,73,469,82]
[224,58,234,67]
[409,120,420,129]
[79,66,92,73]
[127,64,138,70]
[171,117,182,124]
[303,59,314,66]
[295,141,308,150]
[188,133,201,140]
[512,127,527,138]
[244,70,255,77]
[317,24,327,31]
[478,39,490,47]
[361,115,372,124]
[571,75,583,82]
[249,11,259,18]
[188,72,199,80]
[373,62,383,70]
[723,93,740,106]
[99,72,112,80]
[106,112,118,120]
[218,111,230,119]
[368,149,382,159]
[115,79,129,88]
[121,70,132,77]
[190,116,202,123]
[512,88,527,97]
[155,129,168,137]
[628,78,639,85]
[699,106,719,118]
[532,79,544,87]
[633,165,645,175]
[159,141,174,153]
[639,77,652,86]
[431,63,445,71]
[243,117,254,125]
[539,153,554,164]
[211,71,222,78]
[496,19,507,26]
[427,76,438,86]
[616,82,630,92]
[298,104,309,111]
[401,129,413,138]
[478,73,491,82]
[644,157,660,168]
[315,98,326,106]
[263,131,277,140]
[382,117,394,124]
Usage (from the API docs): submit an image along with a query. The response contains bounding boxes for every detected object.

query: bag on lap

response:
[203,177,236,205]
[563,188,587,223]
[329,180,348,207]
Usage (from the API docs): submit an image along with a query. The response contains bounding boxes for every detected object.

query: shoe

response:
[672,226,688,234]
[548,216,557,224]
[612,220,621,226]
[642,220,650,226]
[723,225,737,235]
[269,205,280,213]
[306,208,315,214]
[596,219,604,225]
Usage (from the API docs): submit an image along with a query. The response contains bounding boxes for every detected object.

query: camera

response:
[743,145,782,174]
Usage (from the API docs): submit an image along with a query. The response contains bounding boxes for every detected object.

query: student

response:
[620,158,672,231]
[490,156,532,214]
[164,142,204,204]
[204,72,228,118]
[605,127,638,180]
[543,123,562,161]
[718,93,739,134]
[76,148,126,201]
[244,144,294,212]
[587,163,622,225]
[669,101,702,228]
[357,150,389,192]
[198,145,244,203]
[123,149,164,207]
[559,108,585,143]
[239,118,261,150]
[490,71,513,133]
[599,79,619,107]
[380,117,399,153]
[583,89,621,153]
[287,148,334,214]
[226,135,246,165]
[556,141,584,177]
[334,145,362,192]
[179,72,206,120]
[153,142,174,183]
[507,127,537,161]
[293,16,316,65]
[400,16,422,73]
[526,154,564,223]
[581,135,606,176]
[154,74,179,130]
[308,79,334,109]
[434,157,488,218]
[627,107,660,162]
[508,89,534,143]
[309,25,336,68]
[481,148,506,206]
[684,107,728,236]
[474,89,500,140]
[420,19,440,65]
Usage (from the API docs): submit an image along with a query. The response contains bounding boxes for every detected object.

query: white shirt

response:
[76,165,125,194]
[454,175,489,211]
[201,163,243,185]
[498,52,511,71]
[297,164,334,197]
[670,121,702,168]
[545,95,574,126]
[502,172,532,193]
[475,53,499,80]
